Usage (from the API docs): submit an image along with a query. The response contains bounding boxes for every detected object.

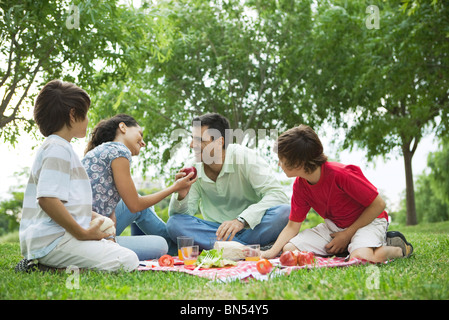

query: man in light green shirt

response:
[167,113,290,250]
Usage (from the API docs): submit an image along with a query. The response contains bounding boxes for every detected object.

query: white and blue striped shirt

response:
[19,135,92,260]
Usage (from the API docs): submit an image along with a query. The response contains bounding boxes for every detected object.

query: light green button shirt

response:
[168,144,289,229]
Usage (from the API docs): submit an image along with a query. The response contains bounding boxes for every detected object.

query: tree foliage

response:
[90,0,321,167]
[1,0,448,225]
[394,139,449,224]
[0,191,22,235]
[0,168,28,236]
[0,0,173,143]
[309,0,449,224]
[427,139,449,206]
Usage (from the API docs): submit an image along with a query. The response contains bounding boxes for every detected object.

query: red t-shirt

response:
[290,162,388,229]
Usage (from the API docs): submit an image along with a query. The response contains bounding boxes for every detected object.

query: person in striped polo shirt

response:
[18,80,138,272]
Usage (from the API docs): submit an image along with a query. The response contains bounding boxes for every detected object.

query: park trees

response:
[82,0,449,225]
[309,0,449,225]
[1,0,447,225]
[90,0,322,171]
[0,0,173,143]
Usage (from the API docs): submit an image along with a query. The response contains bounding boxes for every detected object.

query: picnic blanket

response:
[138,256,370,282]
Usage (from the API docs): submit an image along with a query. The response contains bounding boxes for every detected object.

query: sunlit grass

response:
[1,221,448,300]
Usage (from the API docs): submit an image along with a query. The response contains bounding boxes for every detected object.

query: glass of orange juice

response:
[181,245,199,265]
[177,236,194,260]
[244,244,260,261]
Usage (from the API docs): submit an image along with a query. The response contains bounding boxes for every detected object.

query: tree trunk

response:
[402,142,418,225]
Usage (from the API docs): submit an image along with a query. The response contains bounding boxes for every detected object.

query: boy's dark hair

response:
[85,114,139,154]
[192,113,231,149]
[34,80,90,137]
[275,124,328,173]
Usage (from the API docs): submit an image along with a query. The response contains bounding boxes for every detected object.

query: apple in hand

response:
[181,166,197,180]
[279,251,297,266]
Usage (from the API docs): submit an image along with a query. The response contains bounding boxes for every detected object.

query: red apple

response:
[297,251,315,266]
[256,259,273,275]
[181,166,197,180]
[279,251,297,266]
[304,251,315,264]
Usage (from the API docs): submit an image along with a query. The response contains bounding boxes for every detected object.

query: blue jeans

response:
[115,200,177,258]
[166,204,290,250]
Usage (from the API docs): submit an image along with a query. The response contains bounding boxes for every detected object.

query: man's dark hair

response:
[34,79,90,137]
[192,113,231,149]
[275,124,328,173]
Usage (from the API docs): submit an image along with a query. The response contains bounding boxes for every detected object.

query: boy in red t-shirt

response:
[262,125,413,263]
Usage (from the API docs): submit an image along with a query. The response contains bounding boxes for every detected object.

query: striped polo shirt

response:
[19,135,92,260]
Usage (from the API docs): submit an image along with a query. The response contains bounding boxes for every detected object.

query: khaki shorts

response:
[289,218,388,256]
[39,232,139,272]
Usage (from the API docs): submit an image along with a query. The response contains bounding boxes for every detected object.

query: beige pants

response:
[39,232,139,272]
[289,218,388,256]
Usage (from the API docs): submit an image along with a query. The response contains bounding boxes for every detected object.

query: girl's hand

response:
[173,170,197,199]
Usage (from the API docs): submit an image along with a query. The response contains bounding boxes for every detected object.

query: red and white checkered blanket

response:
[138,257,369,282]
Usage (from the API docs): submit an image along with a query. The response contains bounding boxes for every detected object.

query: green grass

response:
[1,221,448,300]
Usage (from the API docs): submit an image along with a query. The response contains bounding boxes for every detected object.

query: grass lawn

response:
[1,221,448,300]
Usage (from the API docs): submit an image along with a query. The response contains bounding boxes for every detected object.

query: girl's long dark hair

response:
[85,114,139,155]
